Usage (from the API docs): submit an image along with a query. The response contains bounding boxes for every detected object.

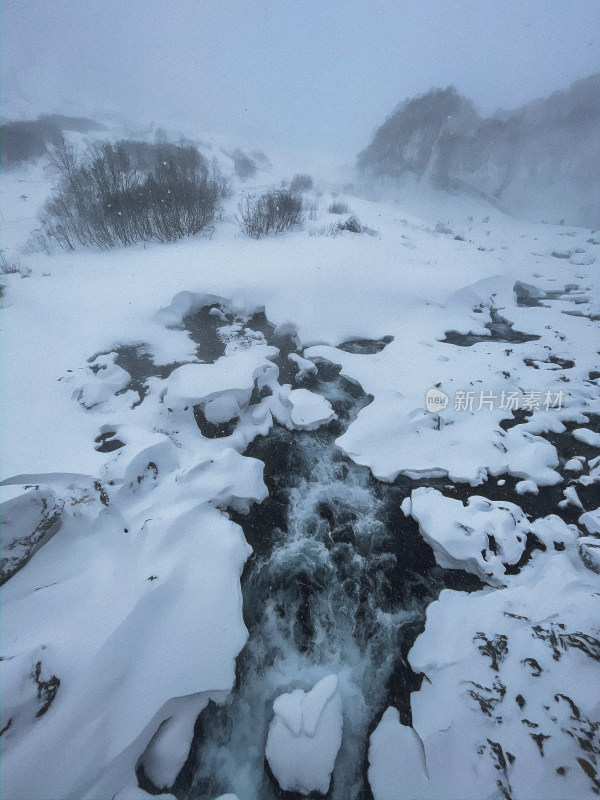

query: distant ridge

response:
[358,74,600,228]
[0,114,106,166]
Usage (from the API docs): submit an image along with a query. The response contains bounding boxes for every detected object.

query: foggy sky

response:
[2,0,600,162]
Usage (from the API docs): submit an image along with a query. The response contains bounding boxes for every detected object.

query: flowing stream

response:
[163,330,481,800]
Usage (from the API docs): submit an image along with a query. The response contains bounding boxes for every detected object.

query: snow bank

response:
[369,547,600,800]
[368,708,430,800]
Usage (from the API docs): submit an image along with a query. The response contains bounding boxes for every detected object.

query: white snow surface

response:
[1,156,599,800]
[265,675,343,795]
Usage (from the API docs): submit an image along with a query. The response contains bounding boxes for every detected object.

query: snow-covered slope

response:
[1,154,599,799]
[358,75,600,228]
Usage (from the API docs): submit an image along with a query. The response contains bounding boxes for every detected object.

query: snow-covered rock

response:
[265,674,343,795]
[273,386,336,431]
[288,352,318,380]
[529,514,577,550]
[513,280,546,303]
[573,428,600,447]
[163,346,279,410]
[74,352,137,410]
[403,487,530,582]
[515,478,539,494]
[0,483,63,584]
[564,457,585,472]
[136,694,211,793]
[578,536,600,573]
[579,507,600,535]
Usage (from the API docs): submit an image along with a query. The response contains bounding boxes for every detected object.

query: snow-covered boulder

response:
[163,347,279,410]
[513,280,545,304]
[265,674,343,795]
[136,694,212,793]
[288,352,318,380]
[403,487,530,582]
[287,388,335,430]
[578,536,600,573]
[564,457,585,472]
[529,514,577,550]
[515,479,539,494]
[74,352,137,410]
[579,507,600,535]
[268,386,336,431]
[0,484,63,584]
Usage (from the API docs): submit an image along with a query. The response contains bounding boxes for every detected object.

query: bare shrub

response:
[0,251,31,276]
[290,173,313,193]
[22,229,53,256]
[0,252,22,274]
[305,198,318,221]
[39,138,227,250]
[237,189,303,238]
[328,200,349,214]
[309,222,343,238]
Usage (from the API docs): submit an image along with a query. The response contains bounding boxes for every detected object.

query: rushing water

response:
[168,348,480,800]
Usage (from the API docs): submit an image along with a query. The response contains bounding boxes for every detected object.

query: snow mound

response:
[288,352,318,380]
[579,507,600,535]
[368,708,430,800]
[564,457,585,472]
[265,674,343,795]
[403,487,530,582]
[515,479,539,494]
[75,352,138,411]
[164,346,279,410]
[271,386,336,431]
[1,488,253,800]
[573,428,600,448]
[578,537,600,573]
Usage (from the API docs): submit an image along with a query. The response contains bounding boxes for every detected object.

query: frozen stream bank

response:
[1,286,599,800]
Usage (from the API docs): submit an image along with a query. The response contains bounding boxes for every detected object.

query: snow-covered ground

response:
[1,150,599,799]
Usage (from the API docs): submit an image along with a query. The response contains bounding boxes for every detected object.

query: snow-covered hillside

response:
[358,75,600,229]
[1,147,599,800]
